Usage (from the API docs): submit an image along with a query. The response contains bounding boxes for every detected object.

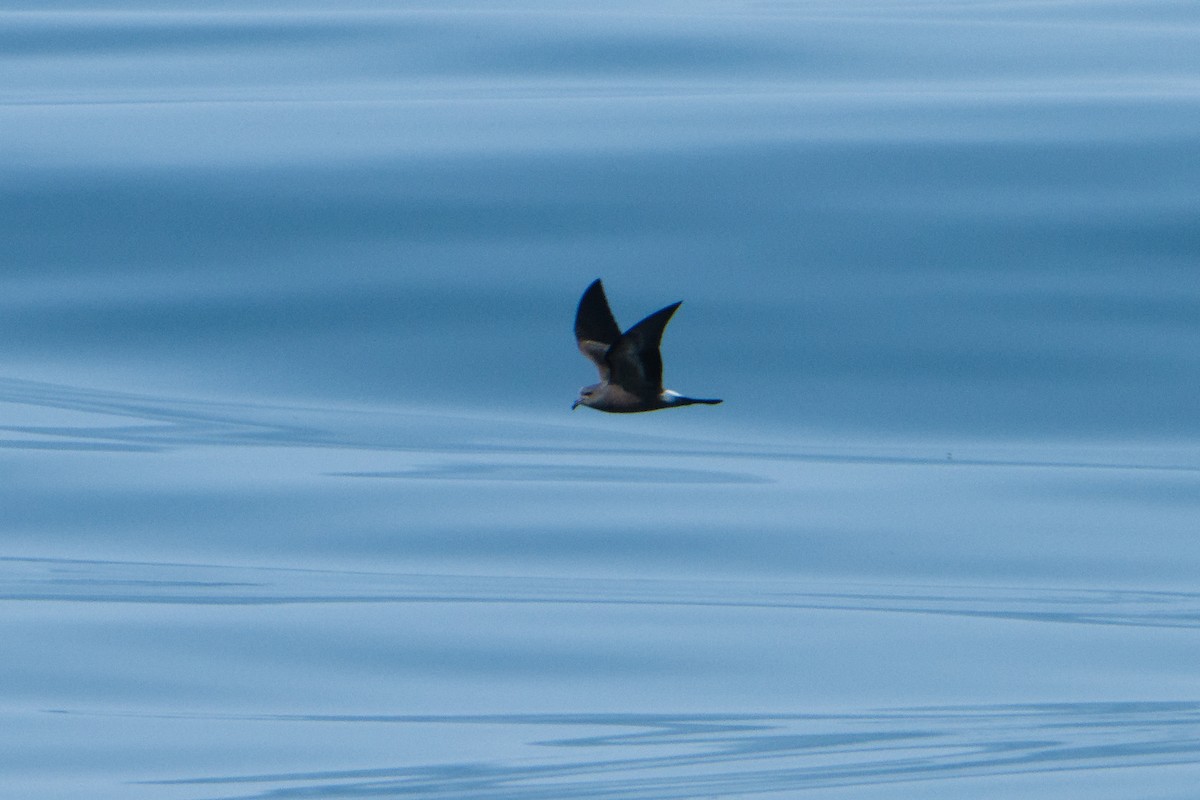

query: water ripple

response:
[332,464,768,484]
[5,557,1199,629]
[4,377,1199,475]
[127,703,1200,798]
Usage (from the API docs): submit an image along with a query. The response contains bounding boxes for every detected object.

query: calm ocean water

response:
[3,2,1200,798]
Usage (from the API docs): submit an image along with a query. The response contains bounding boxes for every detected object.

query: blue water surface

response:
[3,2,1200,798]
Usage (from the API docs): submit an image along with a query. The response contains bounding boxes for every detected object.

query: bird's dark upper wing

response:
[574,279,622,377]
[606,301,680,398]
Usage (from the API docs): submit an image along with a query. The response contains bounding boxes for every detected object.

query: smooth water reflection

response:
[5,2,1200,798]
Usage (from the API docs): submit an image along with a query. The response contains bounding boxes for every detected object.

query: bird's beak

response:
[571,399,580,411]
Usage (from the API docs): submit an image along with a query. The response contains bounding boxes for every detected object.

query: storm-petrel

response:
[572,279,722,413]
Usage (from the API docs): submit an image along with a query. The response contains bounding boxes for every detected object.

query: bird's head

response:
[572,384,601,411]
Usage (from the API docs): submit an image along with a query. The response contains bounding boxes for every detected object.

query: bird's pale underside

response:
[572,279,722,413]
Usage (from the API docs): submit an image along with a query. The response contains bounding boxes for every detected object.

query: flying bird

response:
[572,279,722,413]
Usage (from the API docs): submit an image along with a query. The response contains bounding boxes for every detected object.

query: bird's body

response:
[572,279,722,413]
